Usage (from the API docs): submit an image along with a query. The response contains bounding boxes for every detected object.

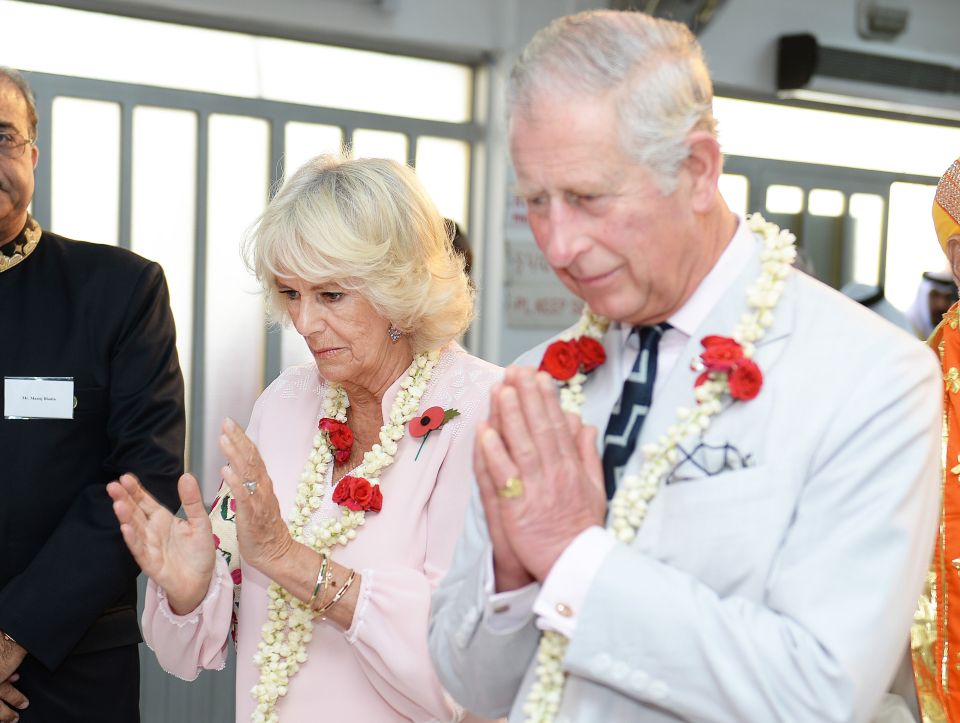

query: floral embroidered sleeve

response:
[209,482,242,643]
[141,378,276,683]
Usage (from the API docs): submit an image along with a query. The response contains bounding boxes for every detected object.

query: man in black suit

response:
[0,67,184,721]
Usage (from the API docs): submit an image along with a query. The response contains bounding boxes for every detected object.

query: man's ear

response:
[683,130,722,214]
[949,236,960,287]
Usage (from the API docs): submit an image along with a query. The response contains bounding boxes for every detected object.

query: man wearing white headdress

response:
[905,270,957,338]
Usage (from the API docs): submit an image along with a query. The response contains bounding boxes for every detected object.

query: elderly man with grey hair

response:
[429,10,940,723]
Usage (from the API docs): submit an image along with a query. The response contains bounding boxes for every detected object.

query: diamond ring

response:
[243,479,258,495]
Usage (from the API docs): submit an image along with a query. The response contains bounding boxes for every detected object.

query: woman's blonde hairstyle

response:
[246,154,474,353]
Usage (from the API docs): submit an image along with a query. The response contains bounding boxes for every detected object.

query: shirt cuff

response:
[482,552,539,634]
[152,560,226,626]
[533,526,617,638]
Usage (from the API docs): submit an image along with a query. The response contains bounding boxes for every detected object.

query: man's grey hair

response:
[508,10,717,194]
[0,66,38,140]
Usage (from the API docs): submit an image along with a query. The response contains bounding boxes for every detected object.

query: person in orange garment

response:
[913,155,960,722]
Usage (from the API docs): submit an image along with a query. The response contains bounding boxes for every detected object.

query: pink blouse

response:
[143,345,502,722]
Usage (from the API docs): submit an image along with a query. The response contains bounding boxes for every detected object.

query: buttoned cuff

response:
[533,526,617,638]
[482,553,539,634]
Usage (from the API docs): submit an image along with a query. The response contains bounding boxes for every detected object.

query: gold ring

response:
[498,476,524,499]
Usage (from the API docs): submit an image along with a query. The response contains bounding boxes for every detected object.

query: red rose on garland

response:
[348,477,373,508]
[694,336,763,401]
[319,417,354,464]
[699,335,744,372]
[576,337,607,373]
[701,335,736,349]
[539,336,608,381]
[728,359,763,401]
[332,475,383,512]
[369,485,383,511]
[540,339,581,380]
[540,336,607,381]
[231,568,243,586]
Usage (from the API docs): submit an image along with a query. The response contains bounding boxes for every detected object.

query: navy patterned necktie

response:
[601,323,671,499]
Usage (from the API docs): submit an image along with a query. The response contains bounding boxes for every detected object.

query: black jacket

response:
[0,229,184,720]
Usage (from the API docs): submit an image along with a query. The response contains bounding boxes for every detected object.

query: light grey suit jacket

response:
[429,243,942,723]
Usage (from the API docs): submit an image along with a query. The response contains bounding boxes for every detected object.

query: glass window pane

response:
[808,189,845,217]
[718,173,748,217]
[203,113,270,497]
[848,193,884,286]
[50,96,120,244]
[715,96,960,178]
[131,106,198,456]
[884,182,944,312]
[352,130,408,164]
[284,123,344,179]
[416,136,470,226]
[3,1,472,123]
[258,37,471,123]
[4,0,259,97]
[765,185,804,215]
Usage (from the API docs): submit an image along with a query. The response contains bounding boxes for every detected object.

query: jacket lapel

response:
[636,241,797,456]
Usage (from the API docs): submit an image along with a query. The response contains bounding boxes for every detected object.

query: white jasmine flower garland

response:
[251,349,441,722]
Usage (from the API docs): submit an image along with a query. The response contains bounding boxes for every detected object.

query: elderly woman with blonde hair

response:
[107,155,501,722]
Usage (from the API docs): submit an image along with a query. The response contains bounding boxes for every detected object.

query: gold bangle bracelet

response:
[316,568,356,619]
[308,552,329,611]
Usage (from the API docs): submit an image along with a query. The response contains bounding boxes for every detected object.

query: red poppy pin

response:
[409,406,460,460]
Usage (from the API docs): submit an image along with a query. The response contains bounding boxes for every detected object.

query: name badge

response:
[4,377,75,419]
